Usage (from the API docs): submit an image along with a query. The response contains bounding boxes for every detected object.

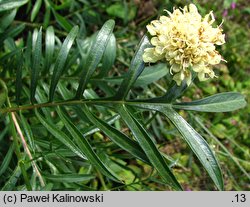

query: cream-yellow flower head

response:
[143,4,225,86]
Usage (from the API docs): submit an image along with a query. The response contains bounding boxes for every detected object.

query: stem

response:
[13,20,68,37]
[19,161,32,191]
[0,99,123,114]
[0,98,173,114]
[96,170,108,190]
[11,112,45,187]
[13,20,41,28]
[9,113,22,160]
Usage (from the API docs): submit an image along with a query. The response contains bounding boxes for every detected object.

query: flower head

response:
[231,2,236,9]
[143,4,225,85]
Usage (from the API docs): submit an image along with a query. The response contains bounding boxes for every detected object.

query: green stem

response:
[13,20,41,28]
[19,161,32,191]
[0,99,122,114]
[0,98,173,114]
[96,170,108,190]
[13,20,68,36]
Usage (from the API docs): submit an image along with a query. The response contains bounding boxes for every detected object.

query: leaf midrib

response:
[173,99,243,108]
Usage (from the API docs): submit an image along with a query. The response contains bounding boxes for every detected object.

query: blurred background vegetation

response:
[0,0,249,190]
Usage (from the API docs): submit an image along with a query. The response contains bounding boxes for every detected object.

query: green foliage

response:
[0,0,28,12]
[76,19,115,98]
[0,0,248,191]
[106,2,137,23]
[49,25,79,101]
[173,92,246,112]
